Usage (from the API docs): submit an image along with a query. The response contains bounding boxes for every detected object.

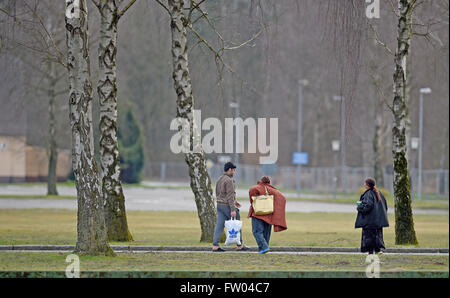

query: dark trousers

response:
[212,204,242,246]
[361,228,385,254]
[251,217,272,251]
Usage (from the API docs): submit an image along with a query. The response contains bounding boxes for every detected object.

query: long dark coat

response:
[355,189,389,229]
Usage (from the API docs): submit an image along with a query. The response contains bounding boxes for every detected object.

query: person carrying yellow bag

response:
[248,176,287,254]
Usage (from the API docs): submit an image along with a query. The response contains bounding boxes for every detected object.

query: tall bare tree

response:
[65,0,114,255]
[392,0,418,244]
[91,0,137,242]
[47,61,60,195]
[165,0,217,242]
[0,1,67,195]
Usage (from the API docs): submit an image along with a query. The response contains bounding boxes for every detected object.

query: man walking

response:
[212,162,248,252]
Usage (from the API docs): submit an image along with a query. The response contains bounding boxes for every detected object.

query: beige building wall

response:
[25,146,47,179]
[0,135,70,182]
[25,146,71,181]
[0,135,26,182]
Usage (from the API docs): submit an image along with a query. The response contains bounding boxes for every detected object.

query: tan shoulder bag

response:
[251,186,274,215]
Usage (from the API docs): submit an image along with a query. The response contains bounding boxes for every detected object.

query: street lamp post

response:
[230,101,240,184]
[332,140,340,200]
[229,101,240,167]
[410,137,419,202]
[296,79,308,197]
[418,88,431,200]
[333,95,346,192]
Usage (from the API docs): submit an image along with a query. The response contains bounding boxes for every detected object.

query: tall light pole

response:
[296,79,308,197]
[333,95,346,192]
[229,101,240,169]
[418,88,431,200]
[410,137,419,202]
[332,140,340,200]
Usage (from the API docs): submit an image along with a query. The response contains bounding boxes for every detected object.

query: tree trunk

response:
[405,52,412,163]
[373,112,384,186]
[392,0,418,245]
[47,62,58,196]
[96,0,133,242]
[168,0,217,242]
[65,0,114,255]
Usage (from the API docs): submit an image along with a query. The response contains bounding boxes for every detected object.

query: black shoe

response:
[236,246,249,251]
[212,247,225,252]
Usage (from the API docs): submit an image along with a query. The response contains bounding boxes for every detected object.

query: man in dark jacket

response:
[355,178,389,254]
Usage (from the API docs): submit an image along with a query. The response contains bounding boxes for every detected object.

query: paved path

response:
[0,185,447,214]
[3,250,447,256]
[1,245,448,255]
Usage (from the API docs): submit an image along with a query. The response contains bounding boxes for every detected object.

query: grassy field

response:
[241,188,449,210]
[0,209,447,248]
[0,252,447,272]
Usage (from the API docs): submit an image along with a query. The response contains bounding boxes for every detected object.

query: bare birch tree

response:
[65,0,114,255]
[391,0,418,244]
[91,0,137,242]
[165,0,217,242]
[154,0,266,241]
[365,0,447,244]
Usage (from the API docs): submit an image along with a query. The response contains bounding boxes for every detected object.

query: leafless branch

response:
[154,0,170,15]
[366,19,395,57]
[187,0,206,23]
[223,28,262,51]
[22,0,65,66]
[91,0,101,9]
[187,23,262,97]
[411,16,444,47]
[367,67,394,113]
[118,0,138,20]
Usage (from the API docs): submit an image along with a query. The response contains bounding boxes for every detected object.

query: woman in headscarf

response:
[355,177,389,255]
[248,176,287,254]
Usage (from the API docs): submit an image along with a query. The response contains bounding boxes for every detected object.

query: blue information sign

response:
[292,152,308,165]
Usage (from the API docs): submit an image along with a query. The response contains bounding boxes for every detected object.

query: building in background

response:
[0,135,70,183]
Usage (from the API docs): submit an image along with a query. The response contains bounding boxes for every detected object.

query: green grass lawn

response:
[0,252,447,272]
[0,209,447,248]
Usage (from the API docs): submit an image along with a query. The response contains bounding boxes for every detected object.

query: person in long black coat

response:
[355,178,389,254]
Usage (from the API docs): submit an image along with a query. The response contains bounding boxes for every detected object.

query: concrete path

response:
[3,250,447,256]
[0,185,447,214]
[0,197,447,214]
[1,245,448,255]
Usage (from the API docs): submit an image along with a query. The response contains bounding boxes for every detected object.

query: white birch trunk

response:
[65,0,113,255]
[392,0,418,245]
[168,0,217,242]
[96,0,133,242]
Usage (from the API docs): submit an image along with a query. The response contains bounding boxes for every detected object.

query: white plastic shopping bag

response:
[224,218,242,246]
